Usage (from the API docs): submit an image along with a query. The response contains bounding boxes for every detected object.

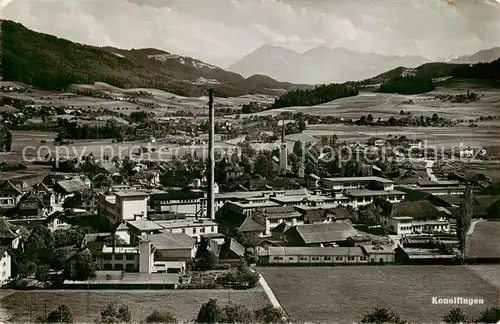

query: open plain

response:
[258,265,500,323]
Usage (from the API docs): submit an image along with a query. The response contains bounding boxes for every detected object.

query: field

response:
[304,123,500,149]
[2,81,275,116]
[252,86,500,120]
[0,288,270,323]
[258,266,500,323]
[466,221,500,259]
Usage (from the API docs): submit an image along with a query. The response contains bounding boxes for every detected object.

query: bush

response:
[145,310,177,323]
[196,299,226,324]
[100,303,131,323]
[254,305,285,323]
[443,308,469,324]
[36,304,73,323]
[476,307,500,323]
[223,304,253,323]
[361,307,406,324]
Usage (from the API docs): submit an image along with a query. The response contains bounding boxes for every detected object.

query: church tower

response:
[279,121,287,174]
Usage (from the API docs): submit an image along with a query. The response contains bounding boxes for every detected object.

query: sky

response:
[1,0,499,68]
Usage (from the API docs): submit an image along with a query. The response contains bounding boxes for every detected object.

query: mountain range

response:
[0,20,307,97]
[229,45,500,84]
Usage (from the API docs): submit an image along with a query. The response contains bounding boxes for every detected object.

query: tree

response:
[476,307,500,323]
[443,308,469,324]
[254,154,271,178]
[223,304,254,323]
[145,310,177,323]
[361,307,406,324]
[0,125,12,152]
[367,114,374,122]
[35,264,51,287]
[26,225,55,251]
[456,185,473,253]
[36,304,73,323]
[254,305,285,324]
[62,194,83,210]
[196,299,226,324]
[297,119,306,132]
[100,303,131,323]
[293,141,303,160]
[64,251,96,281]
[195,239,219,270]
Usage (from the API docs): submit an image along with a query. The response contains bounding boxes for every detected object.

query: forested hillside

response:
[0,20,303,97]
[378,76,435,94]
[452,59,500,80]
[273,84,358,108]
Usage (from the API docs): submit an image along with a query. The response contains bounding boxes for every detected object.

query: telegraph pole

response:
[208,89,215,220]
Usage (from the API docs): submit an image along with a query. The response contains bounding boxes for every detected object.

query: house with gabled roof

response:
[0,180,31,209]
[380,201,451,237]
[284,222,358,247]
[0,217,23,248]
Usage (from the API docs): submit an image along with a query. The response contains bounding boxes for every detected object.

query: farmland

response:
[258,266,500,323]
[0,288,270,323]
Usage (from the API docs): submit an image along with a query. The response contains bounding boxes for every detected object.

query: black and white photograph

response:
[0,0,499,323]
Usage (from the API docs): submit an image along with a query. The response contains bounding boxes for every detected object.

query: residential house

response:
[0,218,22,248]
[0,247,11,283]
[284,222,358,247]
[253,206,304,235]
[218,238,245,262]
[0,180,31,209]
[225,164,244,181]
[53,178,90,207]
[380,201,451,236]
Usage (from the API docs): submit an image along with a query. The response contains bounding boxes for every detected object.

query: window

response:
[114,264,123,270]
[114,254,124,260]
[273,256,279,260]
[193,228,197,234]
[348,256,355,261]
[324,256,331,261]
[211,226,215,232]
[289,257,294,260]
[102,255,112,260]
[360,256,367,261]
[336,256,343,261]
[126,255,135,261]
[300,257,307,260]
[312,257,319,261]
[200,227,205,233]
[126,264,135,272]
[181,228,185,234]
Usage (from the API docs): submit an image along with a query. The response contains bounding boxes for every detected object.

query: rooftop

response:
[148,232,196,250]
[126,220,164,232]
[264,246,365,257]
[115,191,149,198]
[323,176,394,184]
[345,189,405,197]
[154,219,217,229]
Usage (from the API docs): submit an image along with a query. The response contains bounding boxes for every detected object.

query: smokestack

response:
[208,89,215,220]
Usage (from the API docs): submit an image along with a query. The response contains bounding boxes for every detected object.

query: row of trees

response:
[0,124,13,152]
[378,75,435,94]
[273,84,358,108]
[9,225,96,285]
[361,306,500,324]
[35,303,499,323]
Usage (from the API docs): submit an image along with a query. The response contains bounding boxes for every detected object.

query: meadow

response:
[258,265,499,323]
